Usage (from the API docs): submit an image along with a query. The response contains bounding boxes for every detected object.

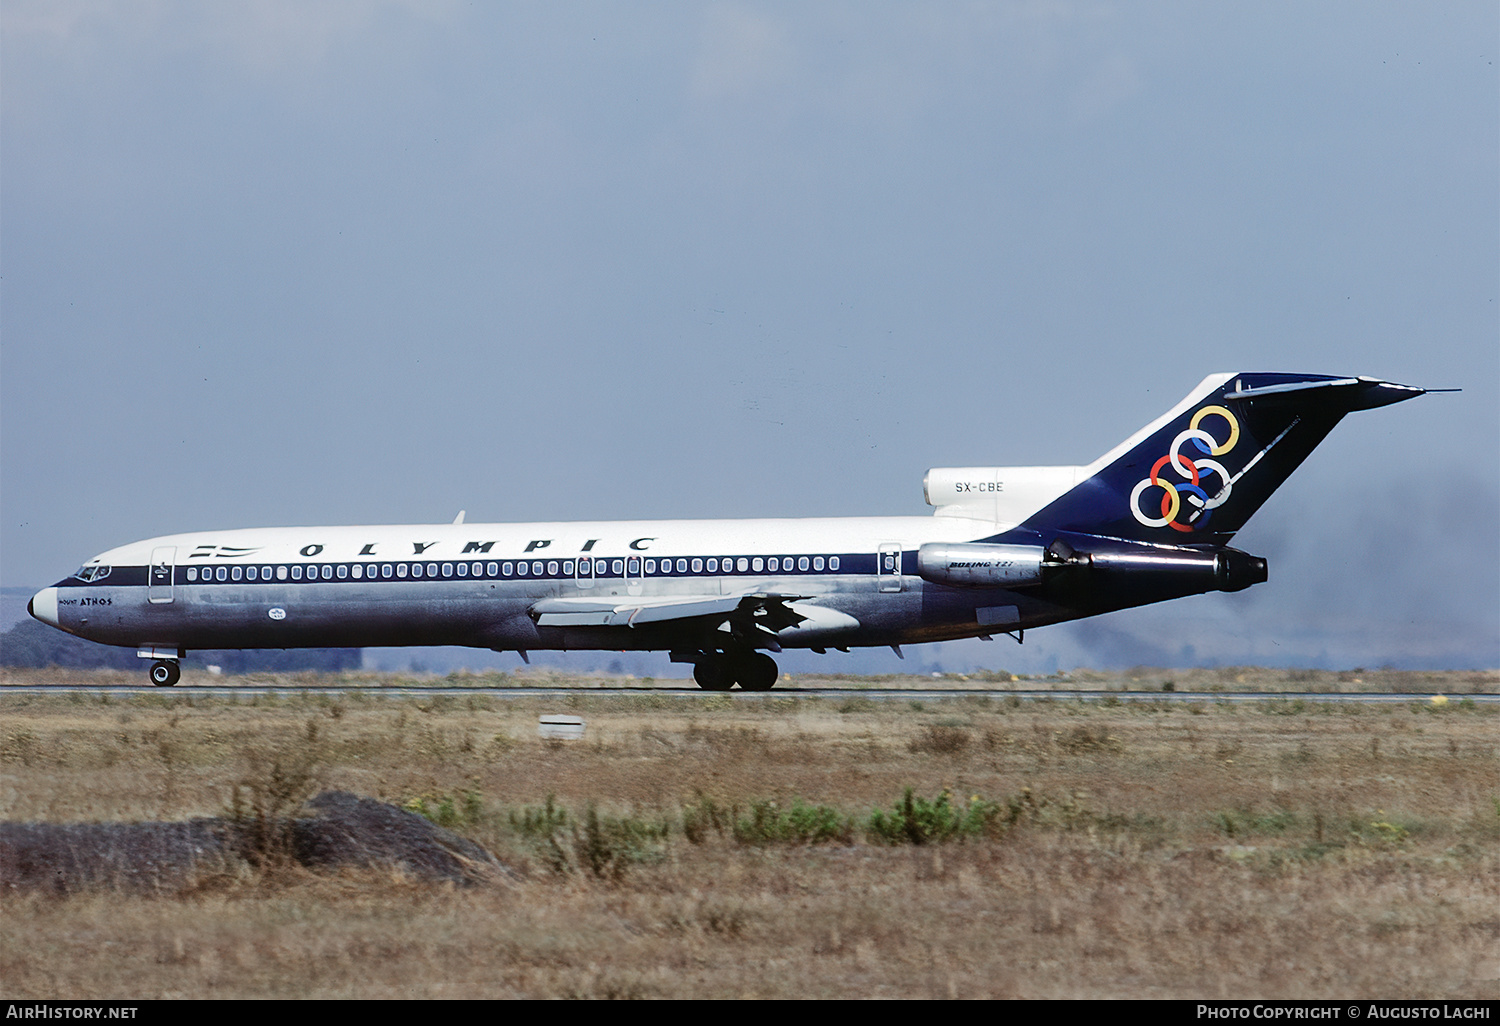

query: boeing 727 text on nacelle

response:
[30,373,1430,688]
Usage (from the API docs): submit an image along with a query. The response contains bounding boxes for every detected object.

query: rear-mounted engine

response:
[917,540,1267,593]
[916,543,1050,587]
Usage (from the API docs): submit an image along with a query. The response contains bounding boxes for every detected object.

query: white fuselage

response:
[32,514,1067,657]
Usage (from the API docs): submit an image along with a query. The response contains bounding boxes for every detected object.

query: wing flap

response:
[531,594,748,628]
[529,593,820,631]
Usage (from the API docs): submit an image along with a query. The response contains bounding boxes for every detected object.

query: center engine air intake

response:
[916,543,1049,588]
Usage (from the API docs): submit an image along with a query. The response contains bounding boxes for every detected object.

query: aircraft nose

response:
[29,587,60,628]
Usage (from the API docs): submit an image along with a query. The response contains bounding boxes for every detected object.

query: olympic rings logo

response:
[1129,405,1239,532]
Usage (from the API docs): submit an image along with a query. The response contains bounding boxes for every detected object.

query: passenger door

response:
[148,546,176,604]
[877,543,903,593]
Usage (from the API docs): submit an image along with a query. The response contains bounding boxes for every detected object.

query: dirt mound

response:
[293,790,509,885]
[0,791,511,893]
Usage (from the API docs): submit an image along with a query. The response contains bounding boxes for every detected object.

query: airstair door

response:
[878,543,903,593]
[148,547,176,604]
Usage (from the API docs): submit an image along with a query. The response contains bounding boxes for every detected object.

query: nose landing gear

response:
[149,660,181,687]
[690,651,778,691]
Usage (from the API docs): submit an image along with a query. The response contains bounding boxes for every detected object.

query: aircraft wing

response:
[530,592,813,638]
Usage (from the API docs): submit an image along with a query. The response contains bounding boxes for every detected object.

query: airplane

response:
[28,372,1433,689]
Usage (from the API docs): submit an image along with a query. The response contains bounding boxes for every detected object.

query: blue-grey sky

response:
[3,2,1496,673]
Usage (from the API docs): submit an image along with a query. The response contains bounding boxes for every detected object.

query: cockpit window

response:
[72,565,112,583]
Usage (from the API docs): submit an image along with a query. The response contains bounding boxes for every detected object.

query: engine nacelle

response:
[923,466,1084,522]
[918,540,1268,595]
[916,543,1049,588]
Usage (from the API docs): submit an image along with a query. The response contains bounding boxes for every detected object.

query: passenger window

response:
[277,566,288,580]
[335,565,346,579]
[768,558,778,572]
[563,560,574,575]
[612,559,624,575]
[231,566,242,581]
[532,561,543,575]
[248,567,259,581]
[319,565,330,579]
[673,559,684,573]
[627,557,640,575]
[186,567,197,581]
[442,563,453,577]
[813,556,825,571]
[382,565,393,578]
[691,558,702,573]
[547,561,559,576]
[736,558,748,572]
[487,562,498,577]
[426,563,437,577]
[352,565,363,579]
[644,559,656,574]
[751,557,763,572]
[399,564,410,578]
[501,562,512,576]
[292,566,303,580]
[216,566,227,581]
[706,558,717,573]
[456,562,467,577]
[829,556,839,571]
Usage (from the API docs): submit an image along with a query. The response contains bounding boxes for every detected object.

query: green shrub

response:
[503,796,668,880]
[867,788,999,845]
[405,789,484,828]
[732,799,852,845]
[682,795,730,844]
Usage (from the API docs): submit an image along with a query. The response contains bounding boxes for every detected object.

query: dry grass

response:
[1,671,1497,998]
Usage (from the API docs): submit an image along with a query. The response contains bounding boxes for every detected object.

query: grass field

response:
[2,668,1497,999]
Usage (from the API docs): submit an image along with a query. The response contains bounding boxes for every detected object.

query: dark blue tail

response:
[1016,373,1426,547]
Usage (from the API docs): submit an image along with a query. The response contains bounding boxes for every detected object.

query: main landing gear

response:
[149,660,181,687]
[691,651,778,691]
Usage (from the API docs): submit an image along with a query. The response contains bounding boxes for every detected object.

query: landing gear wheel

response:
[733,652,779,691]
[149,660,181,688]
[693,657,732,691]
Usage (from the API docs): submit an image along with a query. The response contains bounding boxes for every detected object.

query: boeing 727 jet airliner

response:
[30,373,1430,688]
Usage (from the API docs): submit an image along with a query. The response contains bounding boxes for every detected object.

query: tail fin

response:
[1019,373,1427,546]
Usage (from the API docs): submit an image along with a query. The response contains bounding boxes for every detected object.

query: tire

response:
[149,660,181,687]
[693,657,732,691]
[734,652,779,691]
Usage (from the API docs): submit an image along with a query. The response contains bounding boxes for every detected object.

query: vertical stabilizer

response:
[1016,374,1427,546]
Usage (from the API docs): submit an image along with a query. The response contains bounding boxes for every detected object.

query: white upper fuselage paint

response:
[78,515,998,569]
